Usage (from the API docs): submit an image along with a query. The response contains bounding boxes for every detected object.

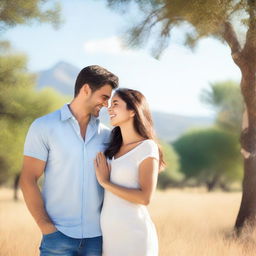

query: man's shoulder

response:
[31,109,61,128]
[98,121,111,133]
[97,121,111,143]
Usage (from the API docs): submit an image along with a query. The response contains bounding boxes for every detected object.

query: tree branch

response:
[0,112,17,119]
[222,21,242,63]
[244,0,256,51]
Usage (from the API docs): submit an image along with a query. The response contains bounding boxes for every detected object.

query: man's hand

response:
[40,221,57,235]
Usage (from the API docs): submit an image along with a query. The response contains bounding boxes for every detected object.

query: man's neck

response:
[68,100,91,126]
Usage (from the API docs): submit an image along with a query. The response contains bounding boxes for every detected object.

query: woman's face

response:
[108,94,134,127]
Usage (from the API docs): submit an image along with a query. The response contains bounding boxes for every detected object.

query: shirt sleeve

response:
[23,119,49,161]
[138,140,159,165]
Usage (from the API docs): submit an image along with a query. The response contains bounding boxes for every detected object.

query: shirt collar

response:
[60,103,99,126]
[60,104,73,121]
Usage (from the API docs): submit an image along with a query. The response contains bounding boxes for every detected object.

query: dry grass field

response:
[1,188,256,256]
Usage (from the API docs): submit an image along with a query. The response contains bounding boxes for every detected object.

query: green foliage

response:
[157,141,183,189]
[201,80,244,133]
[0,44,68,184]
[0,0,62,32]
[0,0,64,185]
[104,0,249,58]
[173,127,243,190]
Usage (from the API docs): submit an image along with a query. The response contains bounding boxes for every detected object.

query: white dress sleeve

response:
[137,140,159,165]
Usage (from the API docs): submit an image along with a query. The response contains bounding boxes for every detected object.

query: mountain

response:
[152,111,213,142]
[99,109,213,142]
[37,61,80,95]
[36,61,214,142]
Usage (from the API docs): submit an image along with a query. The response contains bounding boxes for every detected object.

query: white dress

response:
[100,139,159,256]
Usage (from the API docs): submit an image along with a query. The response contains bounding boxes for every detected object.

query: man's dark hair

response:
[74,65,119,97]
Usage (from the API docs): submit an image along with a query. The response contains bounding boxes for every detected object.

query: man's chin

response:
[92,110,100,117]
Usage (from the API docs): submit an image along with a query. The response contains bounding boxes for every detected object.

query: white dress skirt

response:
[100,139,159,256]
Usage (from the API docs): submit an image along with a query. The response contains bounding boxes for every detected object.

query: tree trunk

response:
[235,157,256,233]
[223,7,256,232]
[13,173,20,201]
[219,182,230,192]
[235,63,256,233]
[206,174,219,192]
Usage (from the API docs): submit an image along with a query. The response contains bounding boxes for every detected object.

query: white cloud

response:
[84,36,135,55]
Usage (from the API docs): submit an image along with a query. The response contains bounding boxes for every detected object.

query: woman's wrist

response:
[101,180,110,189]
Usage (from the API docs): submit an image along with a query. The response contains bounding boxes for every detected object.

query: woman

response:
[94,88,165,256]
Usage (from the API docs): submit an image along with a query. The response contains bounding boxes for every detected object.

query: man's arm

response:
[19,156,57,235]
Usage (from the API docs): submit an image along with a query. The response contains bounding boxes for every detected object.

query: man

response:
[19,65,119,256]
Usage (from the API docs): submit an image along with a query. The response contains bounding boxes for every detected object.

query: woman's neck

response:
[119,122,145,145]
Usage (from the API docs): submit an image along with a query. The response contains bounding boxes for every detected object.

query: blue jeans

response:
[39,231,102,256]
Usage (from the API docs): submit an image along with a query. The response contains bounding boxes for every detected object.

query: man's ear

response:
[82,84,92,96]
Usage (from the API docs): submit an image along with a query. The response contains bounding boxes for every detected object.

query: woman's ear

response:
[130,110,135,118]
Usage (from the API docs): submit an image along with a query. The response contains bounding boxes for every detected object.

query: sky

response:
[3,0,242,117]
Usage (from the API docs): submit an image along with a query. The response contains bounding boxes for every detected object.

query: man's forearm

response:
[20,177,56,234]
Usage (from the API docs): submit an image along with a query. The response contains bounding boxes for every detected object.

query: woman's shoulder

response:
[142,139,158,149]
[136,139,159,162]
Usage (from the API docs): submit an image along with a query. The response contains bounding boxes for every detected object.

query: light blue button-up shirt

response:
[23,104,110,238]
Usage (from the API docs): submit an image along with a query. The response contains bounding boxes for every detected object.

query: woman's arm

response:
[94,152,158,205]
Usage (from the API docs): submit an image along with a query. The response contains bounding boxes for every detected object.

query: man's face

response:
[87,84,113,117]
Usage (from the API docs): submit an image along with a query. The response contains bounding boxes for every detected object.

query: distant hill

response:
[99,109,213,142]
[152,111,213,142]
[37,61,80,95]
[36,61,214,142]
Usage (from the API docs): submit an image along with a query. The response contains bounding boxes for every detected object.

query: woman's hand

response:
[94,152,110,187]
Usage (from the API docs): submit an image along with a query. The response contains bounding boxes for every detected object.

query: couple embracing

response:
[20,65,165,256]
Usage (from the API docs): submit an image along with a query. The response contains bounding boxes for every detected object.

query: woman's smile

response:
[109,114,116,119]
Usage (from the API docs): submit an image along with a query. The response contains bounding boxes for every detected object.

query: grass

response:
[1,187,255,256]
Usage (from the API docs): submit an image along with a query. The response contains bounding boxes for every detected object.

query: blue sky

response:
[4,0,241,117]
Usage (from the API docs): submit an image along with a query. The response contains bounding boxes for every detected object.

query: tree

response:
[0,44,69,200]
[103,0,256,233]
[201,80,244,133]
[173,127,243,191]
[0,0,62,200]
[157,141,182,189]
[0,0,61,32]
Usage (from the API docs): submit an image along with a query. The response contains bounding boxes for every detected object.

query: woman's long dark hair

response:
[104,88,165,171]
